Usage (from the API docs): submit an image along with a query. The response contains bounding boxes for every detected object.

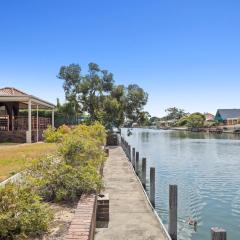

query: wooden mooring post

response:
[128,145,131,161]
[150,167,155,207]
[120,141,228,240]
[135,151,139,175]
[141,157,146,189]
[122,138,125,150]
[169,184,178,240]
[211,227,227,240]
[132,147,135,169]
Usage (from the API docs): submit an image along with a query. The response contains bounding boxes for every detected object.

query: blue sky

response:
[1,0,240,117]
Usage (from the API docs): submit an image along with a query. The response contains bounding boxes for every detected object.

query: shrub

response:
[0,122,107,239]
[43,125,62,143]
[72,122,107,146]
[187,112,206,128]
[0,183,52,239]
[57,124,71,135]
[88,122,107,146]
[26,157,103,203]
[204,120,218,127]
[59,123,106,167]
[59,133,106,167]
[176,116,188,126]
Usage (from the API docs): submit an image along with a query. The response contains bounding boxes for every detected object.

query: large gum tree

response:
[58,63,148,129]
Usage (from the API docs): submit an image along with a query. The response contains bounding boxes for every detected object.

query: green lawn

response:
[0,143,57,181]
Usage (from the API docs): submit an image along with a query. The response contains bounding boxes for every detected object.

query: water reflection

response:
[141,131,150,143]
[122,129,240,240]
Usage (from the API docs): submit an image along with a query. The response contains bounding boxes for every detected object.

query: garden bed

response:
[32,203,77,240]
[0,123,106,239]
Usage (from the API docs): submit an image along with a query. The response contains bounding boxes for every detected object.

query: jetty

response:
[95,146,167,240]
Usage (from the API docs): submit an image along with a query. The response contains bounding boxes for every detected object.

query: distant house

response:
[215,109,240,125]
[204,113,215,121]
[158,119,176,128]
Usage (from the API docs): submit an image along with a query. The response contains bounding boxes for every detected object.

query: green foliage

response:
[163,107,188,121]
[101,96,124,130]
[57,124,72,134]
[26,158,103,203]
[0,183,53,239]
[59,123,106,167]
[149,116,160,126]
[30,123,106,202]
[176,116,189,126]
[88,122,107,146]
[187,112,206,128]
[176,113,206,128]
[137,111,151,126]
[0,122,106,239]
[58,63,149,128]
[125,84,148,123]
[56,98,80,124]
[204,120,218,127]
[43,124,71,143]
[43,125,63,143]
[58,63,114,122]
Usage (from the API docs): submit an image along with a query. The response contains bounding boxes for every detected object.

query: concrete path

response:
[95,146,166,240]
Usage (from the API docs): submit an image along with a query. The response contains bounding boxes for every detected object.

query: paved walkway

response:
[95,146,166,240]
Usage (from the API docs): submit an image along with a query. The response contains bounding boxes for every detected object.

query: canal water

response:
[121,128,240,240]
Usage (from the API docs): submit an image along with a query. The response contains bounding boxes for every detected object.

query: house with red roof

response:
[0,87,55,143]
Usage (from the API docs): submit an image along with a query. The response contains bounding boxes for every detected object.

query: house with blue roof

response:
[215,109,240,125]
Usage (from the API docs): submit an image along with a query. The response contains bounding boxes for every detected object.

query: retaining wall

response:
[66,194,97,240]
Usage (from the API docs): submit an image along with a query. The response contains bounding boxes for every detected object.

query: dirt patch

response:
[33,202,77,240]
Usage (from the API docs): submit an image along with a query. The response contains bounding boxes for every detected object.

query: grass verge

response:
[0,143,57,182]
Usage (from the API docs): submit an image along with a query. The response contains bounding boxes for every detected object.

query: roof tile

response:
[0,87,28,96]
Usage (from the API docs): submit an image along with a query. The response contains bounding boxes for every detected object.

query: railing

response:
[13,116,51,130]
[0,115,51,131]
[121,136,227,240]
[0,115,9,131]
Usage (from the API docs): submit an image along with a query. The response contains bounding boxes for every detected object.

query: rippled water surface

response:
[121,128,240,240]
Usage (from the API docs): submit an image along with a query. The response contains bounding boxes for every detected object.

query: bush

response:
[0,122,107,239]
[57,124,72,135]
[43,125,62,143]
[59,123,106,167]
[43,124,72,143]
[72,122,106,146]
[26,157,103,202]
[59,133,106,167]
[187,112,206,128]
[0,183,52,239]
[176,116,188,126]
[31,123,106,203]
[88,122,107,146]
[204,120,218,127]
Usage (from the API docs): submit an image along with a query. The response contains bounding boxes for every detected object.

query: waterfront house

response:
[204,113,215,121]
[0,87,55,143]
[215,109,240,125]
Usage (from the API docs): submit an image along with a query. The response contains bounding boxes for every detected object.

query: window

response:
[0,105,7,115]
